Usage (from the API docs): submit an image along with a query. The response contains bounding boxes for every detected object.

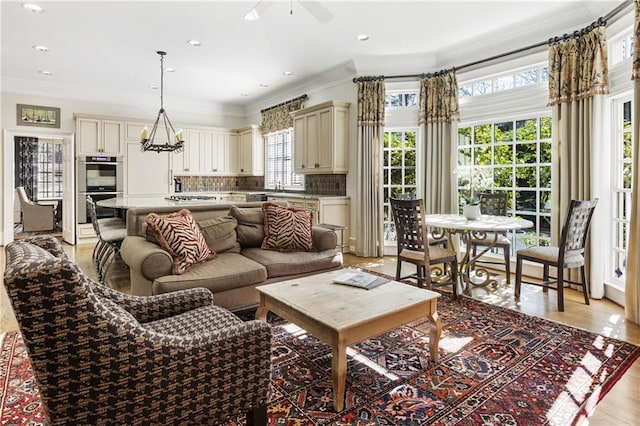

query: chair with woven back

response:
[515,198,598,311]
[390,197,458,298]
[468,192,512,283]
[393,192,447,248]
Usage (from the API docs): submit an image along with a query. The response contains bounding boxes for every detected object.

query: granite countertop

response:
[265,192,350,200]
[178,190,349,200]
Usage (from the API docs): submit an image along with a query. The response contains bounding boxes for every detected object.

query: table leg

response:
[427,307,441,362]
[332,343,347,412]
[255,296,269,321]
[460,230,499,294]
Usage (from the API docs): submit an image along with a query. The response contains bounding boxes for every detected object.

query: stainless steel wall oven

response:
[77,155,123,223]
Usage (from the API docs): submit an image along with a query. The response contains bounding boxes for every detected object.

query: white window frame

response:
[263,128,304,191]
[35,138,63,200]
[457,114,552,254]
[610,96,633,289]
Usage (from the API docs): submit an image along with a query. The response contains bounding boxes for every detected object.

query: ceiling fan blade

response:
[244,0,273,21]
[298,0,333,23]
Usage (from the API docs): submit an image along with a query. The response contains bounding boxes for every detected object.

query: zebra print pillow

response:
[262,203,314,252]
[146,209,216,274]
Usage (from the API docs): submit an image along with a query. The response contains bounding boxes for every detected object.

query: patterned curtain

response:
[356,79,385,257]
[14,136,38,199]
[547,25,608,299]
[626,0,640,324]
[418,71,459,214]
[260,98,306,134]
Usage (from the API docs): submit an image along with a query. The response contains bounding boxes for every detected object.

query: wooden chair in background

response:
[468,192,512,283]
[390,197,459,298]
[515,199,598,311]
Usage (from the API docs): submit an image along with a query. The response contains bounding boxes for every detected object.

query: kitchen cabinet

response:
[125,141,172,196]
[203,131,236,174]
[266,194,351,251]
[235,125,264,176]
[75,115,124,155]
[292,101,350,174]
[124,122,172,197]
[172,129,202,174]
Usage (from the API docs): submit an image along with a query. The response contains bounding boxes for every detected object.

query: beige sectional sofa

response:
[121,202,343,311]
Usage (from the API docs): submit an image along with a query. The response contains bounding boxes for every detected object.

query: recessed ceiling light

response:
[165,68,175,73]
[38,70,52,75]
[186,40,201,47]
[32,45,48,52]
[240,93,249,97]
[22,3,44,13]
[259,83,269,88]
[283,71,293,76]
[356,34,370,41]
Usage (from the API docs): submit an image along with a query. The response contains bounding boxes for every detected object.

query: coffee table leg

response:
[428,310,442,362]
[332,344,347,412]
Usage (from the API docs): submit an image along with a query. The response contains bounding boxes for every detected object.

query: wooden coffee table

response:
[255,269,442,412]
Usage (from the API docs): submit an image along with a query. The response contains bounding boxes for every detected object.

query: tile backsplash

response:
[175,174,346,196]
[304,174,346,196]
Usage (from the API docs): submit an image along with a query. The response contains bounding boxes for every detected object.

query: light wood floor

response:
[1,241,638,425]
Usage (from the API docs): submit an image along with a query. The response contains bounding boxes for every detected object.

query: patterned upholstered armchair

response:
[3,236,271,425]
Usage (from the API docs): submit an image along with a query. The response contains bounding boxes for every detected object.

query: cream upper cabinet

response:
[292,100,350,174]
[125,141,171,196]
[76,116,124,155]
[236,125,264,176]
[173,129,202,174]
[123,122,171,196]
[203,131,235,174]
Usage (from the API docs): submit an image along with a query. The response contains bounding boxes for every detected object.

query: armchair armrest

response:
[142,319,272,420]
[89,283,214,323]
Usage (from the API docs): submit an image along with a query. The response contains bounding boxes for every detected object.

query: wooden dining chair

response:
[515,199,598,311]
[468,193,512,283]
[390,198,458,298]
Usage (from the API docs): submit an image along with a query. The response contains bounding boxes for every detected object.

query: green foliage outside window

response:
[457,116,552,249]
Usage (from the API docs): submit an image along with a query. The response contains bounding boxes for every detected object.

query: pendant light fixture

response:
[140,51,184,153]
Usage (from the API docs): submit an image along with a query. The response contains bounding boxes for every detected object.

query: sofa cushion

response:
[146,209,215,275]
[242,247,342,278]
[198,216,241,254]
[153,252,268,294]
[229,206,264,247]
[261,203,314,252]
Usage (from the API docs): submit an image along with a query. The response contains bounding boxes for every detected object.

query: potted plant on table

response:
[459,178,482,220]
[462,194,481,220]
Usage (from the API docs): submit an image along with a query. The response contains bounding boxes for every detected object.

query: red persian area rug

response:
[2,285,639,425]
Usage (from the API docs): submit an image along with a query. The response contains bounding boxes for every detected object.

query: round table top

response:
[424,214,533,232]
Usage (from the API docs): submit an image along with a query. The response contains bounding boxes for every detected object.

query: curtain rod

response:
[352,0,631,83]
[260,94,308,113]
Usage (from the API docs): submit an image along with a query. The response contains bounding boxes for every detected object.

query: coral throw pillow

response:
[262,203,314,252]
[146,209,215,274]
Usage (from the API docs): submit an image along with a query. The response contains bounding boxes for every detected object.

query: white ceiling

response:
[0,1,626,115]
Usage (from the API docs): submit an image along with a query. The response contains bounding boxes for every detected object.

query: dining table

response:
[424,214,533,295]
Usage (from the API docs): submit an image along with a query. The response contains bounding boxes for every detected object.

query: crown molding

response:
[1,77,245,117]
[243,60,357,117]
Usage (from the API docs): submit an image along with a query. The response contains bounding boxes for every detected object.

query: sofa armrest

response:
[89,283,214,323]
[121,236,172,280]
[312,225,338,251]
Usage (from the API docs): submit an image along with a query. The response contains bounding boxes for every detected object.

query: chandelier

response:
[140,51,185,153]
